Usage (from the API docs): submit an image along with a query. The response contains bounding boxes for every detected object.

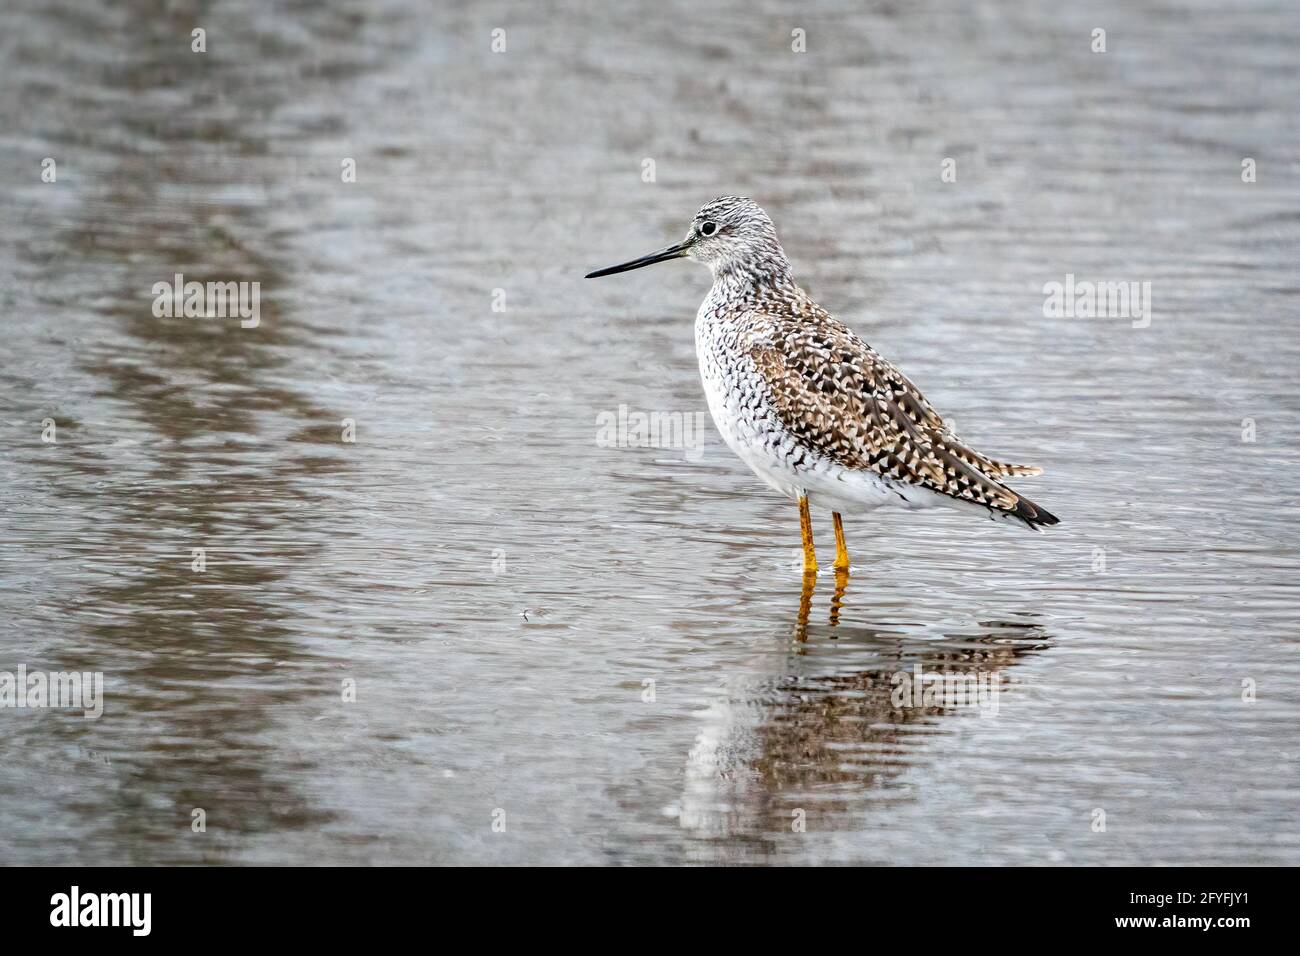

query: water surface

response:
[1,0,1298,864]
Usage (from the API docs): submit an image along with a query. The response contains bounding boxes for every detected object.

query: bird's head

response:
[585,196,791,283]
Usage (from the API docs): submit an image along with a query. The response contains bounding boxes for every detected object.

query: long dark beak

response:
[585,240,691,278]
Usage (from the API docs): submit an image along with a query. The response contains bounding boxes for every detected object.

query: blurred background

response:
[0,0,1297,864]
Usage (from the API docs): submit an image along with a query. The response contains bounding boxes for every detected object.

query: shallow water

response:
[1,0,1298,865]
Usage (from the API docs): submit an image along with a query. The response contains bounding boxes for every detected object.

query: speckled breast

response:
[695,304,817,500]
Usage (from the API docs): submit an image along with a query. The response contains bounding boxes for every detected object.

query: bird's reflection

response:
[796,570,817,639]
[794,566,855,638]
[830,568,851,630]
[680,570,1053,851]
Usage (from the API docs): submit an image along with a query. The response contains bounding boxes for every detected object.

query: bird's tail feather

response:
[1009,493,1059,530]
[983,458,1043,478]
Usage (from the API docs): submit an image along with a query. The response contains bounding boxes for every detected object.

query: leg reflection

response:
[829,566,850,630]
[795,569,817,642]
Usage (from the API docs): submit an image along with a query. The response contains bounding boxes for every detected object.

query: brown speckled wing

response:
[743,308,1054,523]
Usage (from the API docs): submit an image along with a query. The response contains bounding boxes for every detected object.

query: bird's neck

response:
[709,249,797,301]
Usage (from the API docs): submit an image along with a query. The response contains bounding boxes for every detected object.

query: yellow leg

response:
[832,512,851,572]
[798,495,818,575]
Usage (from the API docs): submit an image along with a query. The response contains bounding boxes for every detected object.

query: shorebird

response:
[586,196,1057,576]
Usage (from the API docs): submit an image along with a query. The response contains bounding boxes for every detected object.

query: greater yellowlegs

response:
[586,196,1058,575]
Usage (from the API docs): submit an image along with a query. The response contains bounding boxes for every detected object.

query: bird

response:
[585,196,1057,577]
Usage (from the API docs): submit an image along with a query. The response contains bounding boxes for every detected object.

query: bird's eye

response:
[699,221,717,236]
